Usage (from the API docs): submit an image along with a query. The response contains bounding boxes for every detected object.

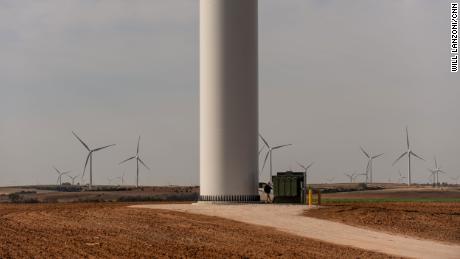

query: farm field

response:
[320,187,460,201]
[0,203,396,259]
[305,188,460,244]
[0,186,199,203]
[1,186,459,258]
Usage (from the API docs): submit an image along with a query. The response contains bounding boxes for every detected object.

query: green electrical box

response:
[272,171,306,203]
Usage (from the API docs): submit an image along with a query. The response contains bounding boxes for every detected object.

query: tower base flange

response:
[199,194,260,203]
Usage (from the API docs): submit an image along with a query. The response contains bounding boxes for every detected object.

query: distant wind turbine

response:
[259,134,292,181]
[360,146,383,183]
[344,172,358,183]
[356,172,367,183]
[393,127,424,186]
[297,161,314,186]
[72,131,116,189]
[108,176,123,186]
[119,136,150,188]
[67,175,79,185]
[107,177,115,185]
[397,170,406,183]
[297,161,313,201]
[120,170,126,186]
[427,171,436,185]
[428,157,446,187]
[53,166,70,185]
[326,177,335,183]
[450,175,460,185]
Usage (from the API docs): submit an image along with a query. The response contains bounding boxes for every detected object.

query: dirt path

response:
[134,204,460,259]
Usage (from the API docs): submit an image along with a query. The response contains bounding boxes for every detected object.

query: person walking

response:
[264,182,273,203]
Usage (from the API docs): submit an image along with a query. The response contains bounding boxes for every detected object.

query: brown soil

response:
[0,203,398,258]
[304,202,460,244]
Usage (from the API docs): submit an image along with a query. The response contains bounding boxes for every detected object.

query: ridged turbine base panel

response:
[199,195,260,203]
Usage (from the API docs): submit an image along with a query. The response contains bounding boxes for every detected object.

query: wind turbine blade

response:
[272,144,292,150]
[393,152,408,166]
[138,158,150,170]
[258,145,265,156]
[62,171,71,175]
[72,131,90,151]
[119,156,136,164]
[439,170,447,174]
[372,153,384,159]
[306,162,314,170]
[434,157,438,169]
[360,146,370,158]
[259,134,270,148]
[296,161,306,170]
[410,151,424,161]
[406,127,410,149]
[93,144,116,152]
[366,160,370,173]
[137,136,140,155]
[53,166,61,174]
[82,153,90,178]
[261,151,270,173]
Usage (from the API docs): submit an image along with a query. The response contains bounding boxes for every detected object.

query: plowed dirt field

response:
[304,202,460,244]
[0,203,397,258]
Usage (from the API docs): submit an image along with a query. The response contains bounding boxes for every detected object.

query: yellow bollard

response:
[308,188,313,206]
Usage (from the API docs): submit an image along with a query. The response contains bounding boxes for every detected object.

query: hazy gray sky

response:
[1,0,459,186]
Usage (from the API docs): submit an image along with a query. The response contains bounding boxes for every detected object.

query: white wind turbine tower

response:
[393,127,424,186]
[53,166,70,185]
[120,170,126,186]
[259,134,292,181]
[428,157,446,187]
[360,146,383,183]
[72,131,116,189]
[67,175,79,185]
[119,136,150,188]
